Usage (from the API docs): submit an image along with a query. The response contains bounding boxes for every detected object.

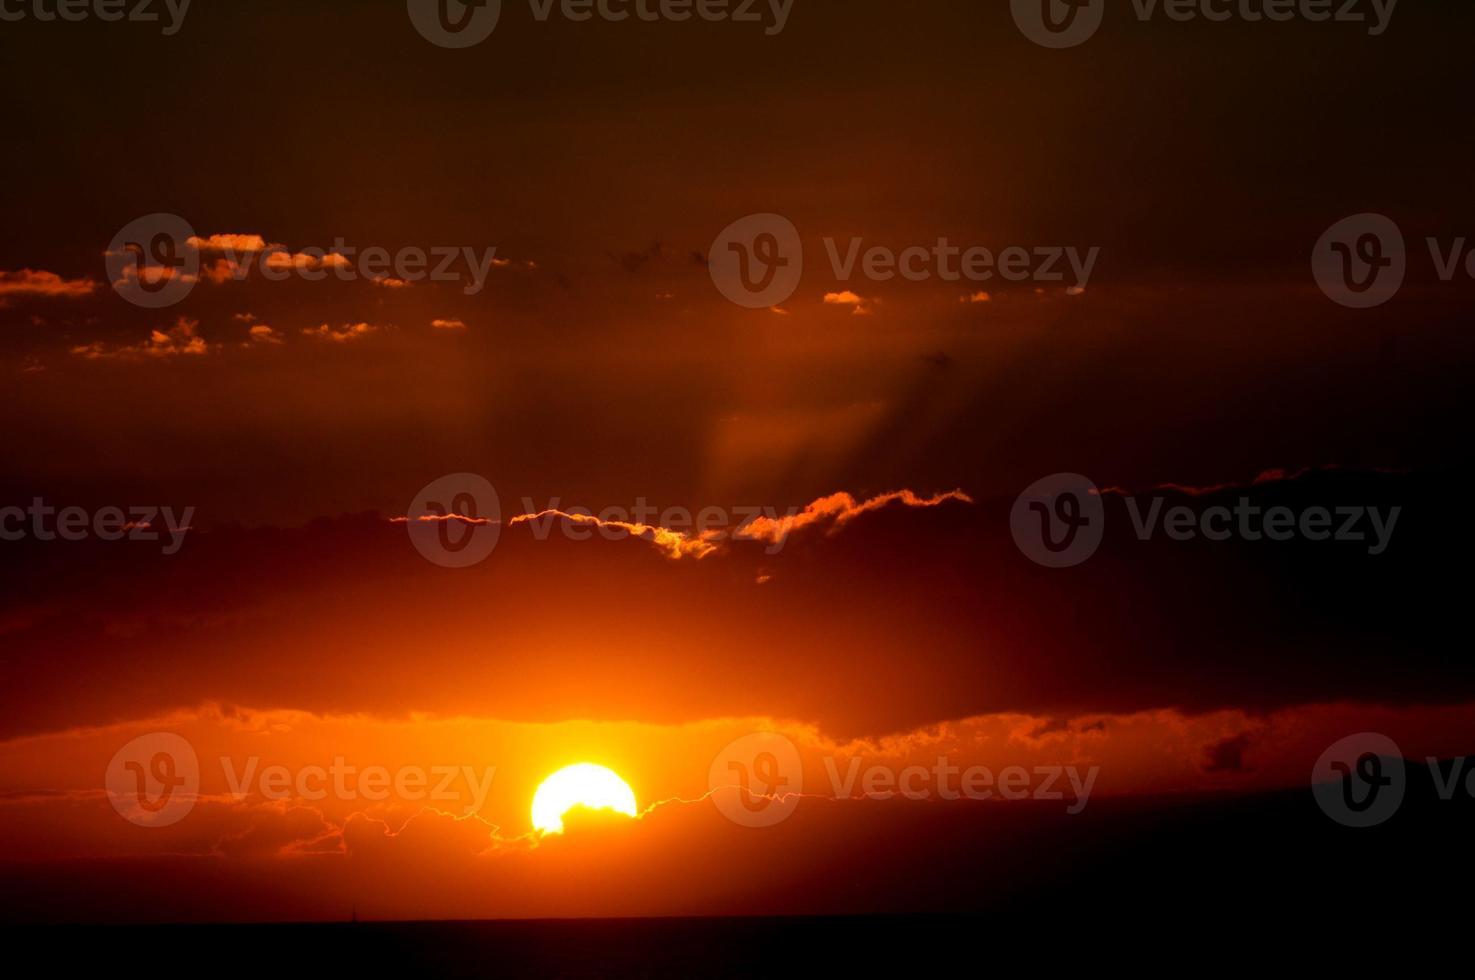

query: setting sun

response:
[531,764,638,835]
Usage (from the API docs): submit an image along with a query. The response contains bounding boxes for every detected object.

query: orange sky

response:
[3,0,1475,926]
[5,696,1475,921]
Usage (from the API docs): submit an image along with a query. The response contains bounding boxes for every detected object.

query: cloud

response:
[2,700,1472,924]
[823,291,878,315]
[209,801,342,859]
[264,251,351,274]
[609,241,665,274]
[182,235,354,282]
[201,258,247,284]
[1097,464,1406,498]
[0,468,1462,740]
[110,264,198,290]
[235,313,280,344]
[1202,733,1255,774]
[396,490,969,564]
[187,234,269,253]
[0,269,98,299]
[431,318,468,331]
[393,506,719,561]
[737,489,972,546]
[302,323,380,343]
[507,509,722,561]
[70,317,209,361]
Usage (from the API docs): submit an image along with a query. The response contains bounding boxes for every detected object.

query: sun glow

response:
[531,763,638,835]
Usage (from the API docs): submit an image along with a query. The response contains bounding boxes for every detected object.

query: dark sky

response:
[2,0,1472,525]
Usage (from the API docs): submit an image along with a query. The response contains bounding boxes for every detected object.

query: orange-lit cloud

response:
[395,489,972,563]
[302,322,380,343]
[264,251,352,273]
[3,699,1473,921]
[188,234,269,253]
[0,268,97,299]
[70,317,209,360]
[201,257,248,283]
[823,290,878,315]
[738,489,972,545]
[0,468,1454,746]
[508,509,722,560]
[109,264,198,290]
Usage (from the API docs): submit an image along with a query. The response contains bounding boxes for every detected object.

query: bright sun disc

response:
[531,763,638,835]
